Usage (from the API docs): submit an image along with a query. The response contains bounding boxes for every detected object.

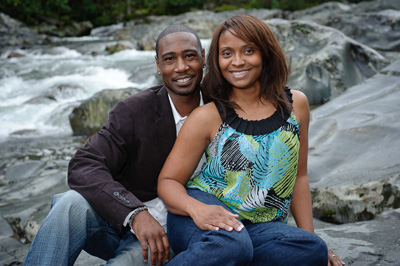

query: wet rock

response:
[114,9,286,50]
[312,175,400,224]
[105,40,138,53]
[24,83,85,104]
[0,237,28,265]
[268,19,389,104]
[0,217,14,240]
[10,129,40,137]
[4,161,45,182]
[311,209,400,265]
[0,13,47,46]
[7,52,25,58]
[69,87,141,136]
[291,0,400,52]
[308,59,400,222]
[34,21,93,37]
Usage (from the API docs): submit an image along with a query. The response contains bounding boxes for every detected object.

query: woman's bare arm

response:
[289,90,314,232]
[158,103,243,232]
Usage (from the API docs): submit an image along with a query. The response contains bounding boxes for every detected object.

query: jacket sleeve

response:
[68,99,144,232]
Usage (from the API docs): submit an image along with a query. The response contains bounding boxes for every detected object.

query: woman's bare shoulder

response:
[290,89,310,125]
[188,102,220,122]
[291,89,308,105]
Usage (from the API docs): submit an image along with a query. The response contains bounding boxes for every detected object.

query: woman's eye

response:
[244,49,253,54]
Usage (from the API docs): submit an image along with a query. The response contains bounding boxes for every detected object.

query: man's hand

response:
[189,203,244,232]
[131,210,170,266]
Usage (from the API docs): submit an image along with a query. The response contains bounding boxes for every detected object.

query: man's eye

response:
[185,53,199,59]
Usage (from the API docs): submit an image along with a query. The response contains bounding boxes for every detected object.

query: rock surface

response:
[291,0,400,52]
[268,19,389,104]
[69,87,141,136]
[308,59,400,224]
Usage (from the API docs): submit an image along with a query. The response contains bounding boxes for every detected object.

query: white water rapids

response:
[0,41,160,142]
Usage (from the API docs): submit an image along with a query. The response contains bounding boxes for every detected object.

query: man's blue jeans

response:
[24,190,161,266]
[167,189,328,266]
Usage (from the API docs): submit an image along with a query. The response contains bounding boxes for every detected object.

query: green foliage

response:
[161,0,204,15]
[216,4,238,12]
[0,0,375,28]
[245,0,264,9]
[271,0,305,11]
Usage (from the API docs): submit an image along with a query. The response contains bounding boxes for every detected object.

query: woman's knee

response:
[282,230,328,265]
[309,234,328,265]
[204,229,253,264]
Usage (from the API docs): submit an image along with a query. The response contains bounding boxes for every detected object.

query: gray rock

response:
[312,209,400,265]
[105,40,139,53]
[114,9,286,51]
[267,18,389,104]
[4,161,45,182]
[308,59,400,223]
[291,1,400,52]
[69,87,142,136]
[0,217,14,240]
[0,13,46,46]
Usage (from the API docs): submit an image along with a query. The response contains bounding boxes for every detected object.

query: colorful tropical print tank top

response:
[187,89,300,223]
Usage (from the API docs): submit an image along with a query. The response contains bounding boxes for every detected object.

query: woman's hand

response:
[328,248,345,266]
[189,202,244,232]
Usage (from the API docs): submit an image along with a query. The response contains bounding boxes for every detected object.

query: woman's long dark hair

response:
[203,14,291,117]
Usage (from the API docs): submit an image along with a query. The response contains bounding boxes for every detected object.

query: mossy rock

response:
[69,87,141,136]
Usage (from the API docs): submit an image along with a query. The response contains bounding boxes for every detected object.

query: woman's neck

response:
[230,88,276,121]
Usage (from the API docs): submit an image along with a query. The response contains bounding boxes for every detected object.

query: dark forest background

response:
[1,0,371,28]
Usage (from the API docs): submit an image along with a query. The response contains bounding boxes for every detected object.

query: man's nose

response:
[175,57,189,72]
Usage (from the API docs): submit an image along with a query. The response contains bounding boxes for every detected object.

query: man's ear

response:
[155,55,161,74]
[202,48,206,67]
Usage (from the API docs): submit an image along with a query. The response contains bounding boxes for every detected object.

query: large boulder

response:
[267,19,389,104]
[311,209,400,265]
[291,0,400,52]
[69,87,141,136]
[0,13,47,47]
[34,21,94,37]
[308,59,400,223]
[110,9,287,51]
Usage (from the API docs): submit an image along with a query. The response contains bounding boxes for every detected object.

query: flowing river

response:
[0,37,162,142]
[0,37,211,145]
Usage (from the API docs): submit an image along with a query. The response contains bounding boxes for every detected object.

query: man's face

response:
[155,32,205,97]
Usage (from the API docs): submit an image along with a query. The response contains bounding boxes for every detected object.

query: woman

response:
[158,14,344,266]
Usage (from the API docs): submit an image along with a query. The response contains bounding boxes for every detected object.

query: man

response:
[24,24,206,266]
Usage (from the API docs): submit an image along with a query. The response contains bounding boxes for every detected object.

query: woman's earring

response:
[158,72,161,75]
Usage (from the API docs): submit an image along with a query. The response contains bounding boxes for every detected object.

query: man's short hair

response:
[155,25,202,57]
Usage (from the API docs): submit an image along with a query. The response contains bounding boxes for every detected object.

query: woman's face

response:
[218,30,263,92]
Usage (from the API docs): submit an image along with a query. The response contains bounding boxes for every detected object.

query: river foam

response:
[0,45,157,141]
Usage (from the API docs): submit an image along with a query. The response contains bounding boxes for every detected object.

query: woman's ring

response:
[332,254,336,257]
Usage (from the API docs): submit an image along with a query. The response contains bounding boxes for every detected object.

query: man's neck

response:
[168,89,201,117]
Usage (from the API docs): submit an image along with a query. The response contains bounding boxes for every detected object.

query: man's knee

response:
[50,190,93,219]
[52,190,87,208]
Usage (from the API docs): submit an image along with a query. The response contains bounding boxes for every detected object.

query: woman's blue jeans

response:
[167,189,328,266]
[23,190,164,266]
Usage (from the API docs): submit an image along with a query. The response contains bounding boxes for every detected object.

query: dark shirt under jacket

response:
[68,85,177,232]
